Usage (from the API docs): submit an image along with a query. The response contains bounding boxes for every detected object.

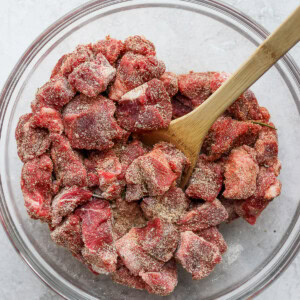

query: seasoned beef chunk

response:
[124,35,156,56]
[76,199,117,274]
[68,53,116,97]
[50,214,83,254]
[160,72,178,97]
[135,218,179,262]
[109,52,165,100]
[51,186,92,226]
[116,79,172,132]
[92,37,124,65]
[203,116,261,161]
[219,197,240,223]
[50,134,87,187]
[223,145,259,200]
[171,96,193,119]
[112,198,146,239]
[177,199,228,232]
[63,94,126,151]
[175,231,222,280]
[186,154,223,202]
[32,75,76,112]
[15,113,51,162]
[21,154,53,222]
[140,259,178,296]
[234,166,281,225]
[141,187,190,223]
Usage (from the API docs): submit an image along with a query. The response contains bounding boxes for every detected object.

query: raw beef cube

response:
[115,228,164,276]
[76,199,117,273]
[202,116,261,161]
[116,79,172,132]
[178,72,214,106]
[186,154,223,202]
[68,53,116,97]
[259,106,271,122]
[141,186,190,223]
[223,145,259,199]
[140,259,178,296]
[92,37,124,65]
[125,148,178,201]
[124,35,156,56]
[160,72,178,97]
[50,214,83,254]
[196,227,227,254]
[51,44,94,78]
[15,113,51,162]
[136,218,179,262]
[171,97,193,119]
[175,231,222,280]
[210,72,263,120]
[234,167,281,225]
[112,260,147,290]
[51,186,92,226]
[63,94,126,150]
[50,134,87,187]
[31,107,64,134]
[219,197,239,223]
[32,75,76,112]
[84,150,123,199]
[21,154,53,222]
[112,198,146,239]
[153,142,189,181]
[255,123,278,165]
[177,199,228,232]
[109,52,165,100]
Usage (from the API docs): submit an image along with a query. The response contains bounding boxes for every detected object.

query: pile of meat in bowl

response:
[15,35,281,296]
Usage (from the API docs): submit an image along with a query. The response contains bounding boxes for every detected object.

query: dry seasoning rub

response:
[15,35,281,296]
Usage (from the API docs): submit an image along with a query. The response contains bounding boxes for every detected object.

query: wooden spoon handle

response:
[183,5,300,136]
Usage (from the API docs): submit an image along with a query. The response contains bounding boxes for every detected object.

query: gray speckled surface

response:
[0,0,299,299]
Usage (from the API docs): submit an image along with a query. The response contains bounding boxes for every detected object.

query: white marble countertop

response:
[0,0,299,299]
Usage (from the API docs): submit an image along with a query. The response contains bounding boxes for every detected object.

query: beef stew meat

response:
[16,35,282,296]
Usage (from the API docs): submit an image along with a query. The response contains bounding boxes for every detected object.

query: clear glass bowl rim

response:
[0,0,299,299]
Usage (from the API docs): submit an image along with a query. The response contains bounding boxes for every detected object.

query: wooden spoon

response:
[141,5,300,187]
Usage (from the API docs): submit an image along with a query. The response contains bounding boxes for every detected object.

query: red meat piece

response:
[112,198,146,239]
[178,72,214,106]
[160,72,178,97]
[210,72,230,93]
[202,116,261,161]
[234,166,281,225]
[31,107,64,134]
[135,218,179,262]
[255,124,278,165]
[115,227,164,276]
[68,53,116,97]
[32,75,76,112]
[196,227,227,254]
[92,37,124,65]
[219,197,239,223]
[109,52,165,100]
[223,145,259,200]
[51,44,94,78]
[21,155,53,222]
[125,148,178,201]
[15,113,51,163]
[50,134,87,187]
[63,94,126,150]
[51,186,92,226]
[186,154,223,202]
[112,260,147,291]
[140,259,178,296]
[175,231,222,280]
[141,186,190,223]
[124,35,156,56]
[76,199,117,273]
[177,199,228,231]
[259,106,271,122]
[116,79,172,132]
[171,97,193,119]
[50,214,83,254]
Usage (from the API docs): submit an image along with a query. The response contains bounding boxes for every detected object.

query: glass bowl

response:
[0,0,299,299]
